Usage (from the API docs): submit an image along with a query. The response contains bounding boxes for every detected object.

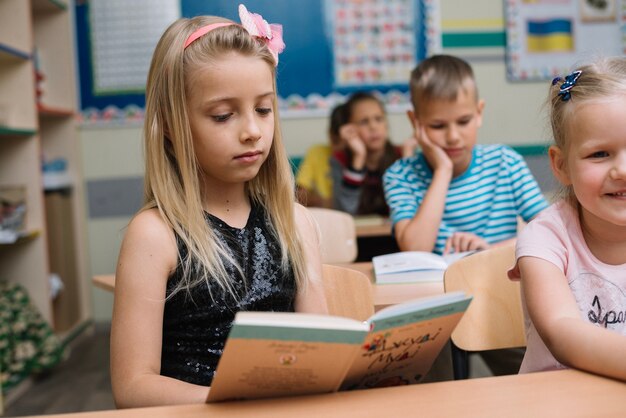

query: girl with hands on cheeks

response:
[384,55,548,255]
[330,91,408,216]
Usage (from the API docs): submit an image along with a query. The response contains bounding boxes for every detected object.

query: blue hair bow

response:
[551,70,582,101]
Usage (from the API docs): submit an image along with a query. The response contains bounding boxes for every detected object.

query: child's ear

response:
[476,99,485,128]
[549,145,571,185]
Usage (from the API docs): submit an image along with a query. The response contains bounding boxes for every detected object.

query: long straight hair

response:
[142,16,307,299]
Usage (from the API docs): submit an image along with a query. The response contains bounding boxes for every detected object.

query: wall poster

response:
[505,0,626,81]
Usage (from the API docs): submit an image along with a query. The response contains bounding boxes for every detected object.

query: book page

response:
[373,251,478,284]
[340,296,471,390]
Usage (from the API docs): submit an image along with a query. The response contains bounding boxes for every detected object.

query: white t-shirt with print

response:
[509,200,626,373]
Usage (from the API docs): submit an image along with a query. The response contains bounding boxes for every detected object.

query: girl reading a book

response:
[110,4,328,408]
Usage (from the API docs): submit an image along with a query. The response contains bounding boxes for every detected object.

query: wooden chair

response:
[308,208,358,263]
[443,243,526,379]
[321,264,374,321]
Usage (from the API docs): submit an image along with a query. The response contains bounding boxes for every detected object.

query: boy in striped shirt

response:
[383,55,548,255]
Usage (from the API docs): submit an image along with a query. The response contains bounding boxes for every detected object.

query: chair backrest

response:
[443,243,526,351]
[308,208,357,263]
[321,264,374,321]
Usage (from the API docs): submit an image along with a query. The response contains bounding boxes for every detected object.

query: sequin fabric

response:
[160,204,296,386]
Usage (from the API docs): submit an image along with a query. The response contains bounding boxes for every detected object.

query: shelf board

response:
[0,126,36,137]
[32,0,67,13]
[0,43,30,62]
[0,229,40,245]
[38,104,75,118]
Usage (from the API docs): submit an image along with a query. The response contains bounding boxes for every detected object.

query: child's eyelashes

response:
[427,118,472,130]
[212,113,233,122]
[209,107,272,122]
[256,107,272,116]
[586,151,610,159]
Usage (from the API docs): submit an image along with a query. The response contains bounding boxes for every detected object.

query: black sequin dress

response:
[160,204,296,386]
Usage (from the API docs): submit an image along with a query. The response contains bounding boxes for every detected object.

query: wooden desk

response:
[94,264,443,312]
[355,222,391,238]
[353,216,391,238]
[29,370,626,418]
[93,275,115,293]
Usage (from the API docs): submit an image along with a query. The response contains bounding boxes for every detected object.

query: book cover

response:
[206,313,368,402]
[207,292,471,402]
[372,251,475,284]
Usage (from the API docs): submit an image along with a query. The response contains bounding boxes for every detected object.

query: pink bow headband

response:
[183,4,285,65]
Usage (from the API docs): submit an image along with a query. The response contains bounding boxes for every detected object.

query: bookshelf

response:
[0,0,90,378]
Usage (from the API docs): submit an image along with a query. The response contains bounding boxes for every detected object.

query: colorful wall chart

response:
[330,0,421,87]
[76,0,440,125]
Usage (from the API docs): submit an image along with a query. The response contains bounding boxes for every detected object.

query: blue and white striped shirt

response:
[383,144,548,254]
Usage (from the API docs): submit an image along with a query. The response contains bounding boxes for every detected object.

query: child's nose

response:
[366,119,378,132]
[610,153,626,179]
[446,125,461,144]
[240,114,262,142]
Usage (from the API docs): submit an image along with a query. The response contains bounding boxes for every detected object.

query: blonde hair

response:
[142,16,306,299]
[409,55,478,114]
[548,57,626,205]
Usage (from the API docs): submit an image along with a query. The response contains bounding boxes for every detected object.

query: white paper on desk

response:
[372,251,475,284]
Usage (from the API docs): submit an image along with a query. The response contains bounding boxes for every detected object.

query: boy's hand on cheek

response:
[444,232,490,255]
[416,126,452,174]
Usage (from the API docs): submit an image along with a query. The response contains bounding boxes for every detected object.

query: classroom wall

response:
[83,0,554,321]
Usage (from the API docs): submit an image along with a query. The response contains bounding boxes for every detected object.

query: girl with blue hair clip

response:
[508,57,626,380]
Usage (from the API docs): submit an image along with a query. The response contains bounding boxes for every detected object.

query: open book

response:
[207,291,472,402]
[372,251,476,284]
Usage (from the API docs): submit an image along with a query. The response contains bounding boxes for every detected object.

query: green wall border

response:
[511,144,549,156]
[442,31,506,48]
[0,127,36,137]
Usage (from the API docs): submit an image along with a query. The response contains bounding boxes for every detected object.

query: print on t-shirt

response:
[571,272,626,332]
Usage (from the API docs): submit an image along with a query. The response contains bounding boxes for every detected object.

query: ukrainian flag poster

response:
[527,18,574,53]
[505,0,626,81]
